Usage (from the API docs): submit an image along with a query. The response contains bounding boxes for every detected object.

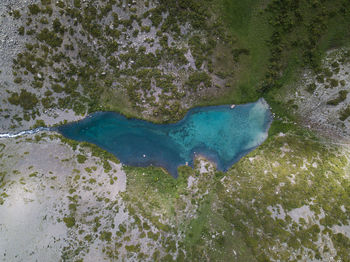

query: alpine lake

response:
[57,99,272,177]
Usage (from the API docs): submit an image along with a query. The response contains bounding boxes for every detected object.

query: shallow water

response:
[0,127,51,138]
[57,99,272,177]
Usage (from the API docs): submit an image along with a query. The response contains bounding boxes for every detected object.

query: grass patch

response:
[214,0,271,104]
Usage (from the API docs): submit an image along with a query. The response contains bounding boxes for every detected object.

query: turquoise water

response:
[57,99,272,177]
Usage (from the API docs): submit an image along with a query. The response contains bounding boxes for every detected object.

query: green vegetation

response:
[58,135,120,166]
[12,10,21,19]
[327,90,348,105]
[120,124,350,261]
[76,154,87,164]
[186,72,212,91]
[340,105,350,121]
[16,0,349,121]
[2,1,350,261]
[32,119,46,128]
[28,4,41,15]
[63,216,76,228]
[9,0,247,123]
[306,83,317,94]
[8,89,38,110]
[37,28,63,48]
[222,0,350,108]
[100,231,112,242]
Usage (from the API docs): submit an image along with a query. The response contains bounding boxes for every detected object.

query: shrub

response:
[18,26,25,35]
[51,83,64,93]
[73,102,86,115]
[63,216,76,228]
[327,90,348,106]
[77,154,87,164]
[125,244,141,253]
[37,28,63,48]
[14,77,22,84]
[32,119,46,128]
[8,89,38,110]
[12,10,21,19]
[331,61,339,68]
[324,68,333,77]
[141,26,151,33]
[100,231,112,241]
[306,83,317,93]
[149,7,163,27]
[28,4,41,15]
[329,79,338,88]
[186,72,212,91]
[32,80,44,89]
[27,29,35,35]
[68,203,77,211]
[53,18,65,34]
[316,75,324,83]
[339,105,350,121]
[132,29,139,37]
[159,35,168,49]
[43,6,53,16]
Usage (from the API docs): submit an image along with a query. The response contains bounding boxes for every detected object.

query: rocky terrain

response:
[285,48,350,142]
[1,0,350,261]
[0,0,239,133]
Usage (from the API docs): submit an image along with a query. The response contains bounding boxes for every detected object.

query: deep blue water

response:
[57,99,272,177]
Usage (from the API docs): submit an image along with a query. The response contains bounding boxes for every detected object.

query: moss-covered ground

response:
[120,122,350,261]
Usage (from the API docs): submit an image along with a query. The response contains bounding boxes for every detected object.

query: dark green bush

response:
[100,231,112,241]
[41,97,54,108]
[149,7,164,27]
[329,78,338,88]
[8,89,39,110]
[186,72,212,91]
[306,83,317,94]
[12,10,21,19]
[76,154,87,164]
[339,105,350,121]
[63,216,76,228]
[28,4,41,15]
[327,90,348,105]
[18,26,25,35]
[14,77,22,84]
[53,18,65,34]
[51,83,64,93]
[37,28,63,48]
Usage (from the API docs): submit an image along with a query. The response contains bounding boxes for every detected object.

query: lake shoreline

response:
[57,99,272,177]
